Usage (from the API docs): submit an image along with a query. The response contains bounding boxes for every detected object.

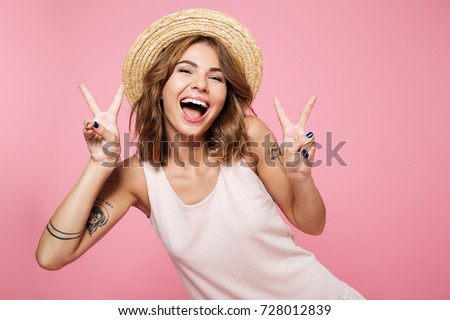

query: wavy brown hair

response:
[130,35,254,166]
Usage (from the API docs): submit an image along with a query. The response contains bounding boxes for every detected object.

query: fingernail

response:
[301,149,307,156]
[304,153,310,159]
[93,121,99,129]
[306,132,314,139]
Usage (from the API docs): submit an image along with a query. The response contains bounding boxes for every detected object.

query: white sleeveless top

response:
[142,160,360,299]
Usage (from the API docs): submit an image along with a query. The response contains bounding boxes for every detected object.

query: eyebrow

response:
[176,60,223,73]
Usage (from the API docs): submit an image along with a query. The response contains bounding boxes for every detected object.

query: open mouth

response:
[180,97,209,122]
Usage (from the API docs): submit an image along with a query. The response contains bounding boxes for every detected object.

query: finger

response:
[79,83,102,116]
[297,95,317,128]
[83,119,93,128]
[302,139,316,151]
[302,146,316,168]
[84,131,96,142]
[83,119,95,141]
[307,146,316,162]
[91,121,116,142]
[108,83,125,115]
[273,97,293,130]
[302,134,315,149]
[300,141,316,159]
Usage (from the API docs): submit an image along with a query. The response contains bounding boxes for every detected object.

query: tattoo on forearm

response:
[86,198,111,236]
[46,220,84,240]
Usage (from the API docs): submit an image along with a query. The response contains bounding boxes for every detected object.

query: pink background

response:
[1,0,449,299]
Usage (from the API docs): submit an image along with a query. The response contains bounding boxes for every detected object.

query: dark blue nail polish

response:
[304,153,310,159]
[93,121,99,129]
[301,149,307,156]
[306,132,314,139]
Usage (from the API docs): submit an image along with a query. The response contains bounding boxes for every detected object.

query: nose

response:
[191,74,208,93]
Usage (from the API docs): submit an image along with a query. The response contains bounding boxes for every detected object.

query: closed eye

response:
[179,68,193,74]
[209,75,224,82]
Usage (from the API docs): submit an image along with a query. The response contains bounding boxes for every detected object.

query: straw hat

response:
[122,8,263,106]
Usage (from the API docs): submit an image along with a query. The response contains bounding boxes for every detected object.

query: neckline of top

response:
[160,165,223,208]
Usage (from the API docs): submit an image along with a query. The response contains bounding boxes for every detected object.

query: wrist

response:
[86,158,117,175]
[88,155,120,168]
[287,171,315,188]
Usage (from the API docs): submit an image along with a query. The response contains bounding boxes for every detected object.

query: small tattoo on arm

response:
[270,144,281,160]
[86,199,110,236]
[269,143,286,173]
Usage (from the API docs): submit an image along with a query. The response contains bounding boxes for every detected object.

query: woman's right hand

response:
[79,83,124,167]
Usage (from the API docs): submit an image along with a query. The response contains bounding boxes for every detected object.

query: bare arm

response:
[36,158,144,270]
[245,96,325,235]
[35,84,146,270]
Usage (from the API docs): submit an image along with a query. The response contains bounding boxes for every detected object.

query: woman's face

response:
[161,42,227,140]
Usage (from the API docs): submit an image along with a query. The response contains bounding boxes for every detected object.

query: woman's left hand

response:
[273,95,317,177]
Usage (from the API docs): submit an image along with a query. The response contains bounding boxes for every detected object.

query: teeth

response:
[181,98,208,108]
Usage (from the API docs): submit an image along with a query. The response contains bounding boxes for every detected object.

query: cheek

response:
[162,78,173,99]
[213,97,227,117]
[215,86,227,108]
[162,79,180,106]
[163,72,183,94]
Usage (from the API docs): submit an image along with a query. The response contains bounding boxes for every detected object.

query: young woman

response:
[36,9,364,299]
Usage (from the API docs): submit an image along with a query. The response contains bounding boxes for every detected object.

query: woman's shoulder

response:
[115,154,144,178]
[244,115,274,141]
[242,115,278,171]
[118,153,148,190]
[115,155,150,216]
[119,154,142,168]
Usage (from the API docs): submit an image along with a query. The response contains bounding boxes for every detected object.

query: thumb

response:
[92,121,117,142]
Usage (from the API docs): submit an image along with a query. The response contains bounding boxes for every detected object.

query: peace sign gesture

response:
[79,83,124,167]
[274,95,317,176]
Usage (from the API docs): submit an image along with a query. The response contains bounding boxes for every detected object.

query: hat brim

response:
[122,9,263,107]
